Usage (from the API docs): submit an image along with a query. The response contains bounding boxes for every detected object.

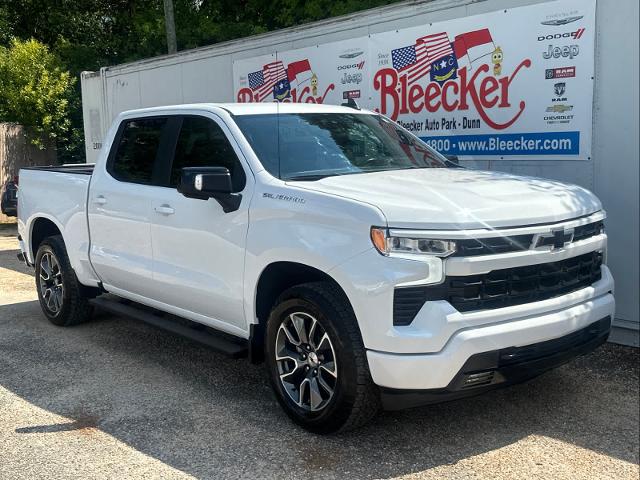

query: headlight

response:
[370,227,457,257]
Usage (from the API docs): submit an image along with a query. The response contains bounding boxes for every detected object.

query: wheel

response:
[35,235,93,326]
[265,282,380,434]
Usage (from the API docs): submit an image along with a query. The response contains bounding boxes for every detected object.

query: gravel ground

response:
[0,223,638,480]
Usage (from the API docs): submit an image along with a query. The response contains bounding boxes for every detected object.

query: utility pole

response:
[163,0,177,54]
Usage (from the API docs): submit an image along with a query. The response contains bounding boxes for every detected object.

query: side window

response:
[110,118,167,184]
[170,116,246,191]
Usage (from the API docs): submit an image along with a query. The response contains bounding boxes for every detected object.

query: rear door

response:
[88,116,172,298]
[147,113,253,333]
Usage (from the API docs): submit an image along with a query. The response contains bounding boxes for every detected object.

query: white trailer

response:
[80,0,639,345]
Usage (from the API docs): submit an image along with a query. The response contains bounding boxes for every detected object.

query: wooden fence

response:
[1,123,56,222]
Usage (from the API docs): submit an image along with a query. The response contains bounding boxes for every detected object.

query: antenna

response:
[341,97,361,110]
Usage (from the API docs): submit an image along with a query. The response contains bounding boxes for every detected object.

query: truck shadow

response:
[0,299,638,479]
[0,248,33,276]
[0,223,17,237]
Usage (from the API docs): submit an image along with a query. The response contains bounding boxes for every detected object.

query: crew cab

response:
[17,103,614,433]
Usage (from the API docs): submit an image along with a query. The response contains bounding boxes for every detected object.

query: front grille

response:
[393,251,603,325]
[573,220,604,242]
[451,220,603,257]
[453,234,533,257]
[393,287,431,327]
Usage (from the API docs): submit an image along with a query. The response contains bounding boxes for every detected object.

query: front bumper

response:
[379,316,611,410]
[367,290,615,390]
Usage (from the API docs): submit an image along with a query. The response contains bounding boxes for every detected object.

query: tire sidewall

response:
[34,239,76,326]
[265,288,361,433]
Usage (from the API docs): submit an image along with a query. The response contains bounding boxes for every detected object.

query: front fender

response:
[243,179,385,326]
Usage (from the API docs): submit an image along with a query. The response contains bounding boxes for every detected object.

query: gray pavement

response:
[0,223,638,479]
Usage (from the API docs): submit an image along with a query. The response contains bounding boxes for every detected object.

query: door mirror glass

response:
[444,154,459,164]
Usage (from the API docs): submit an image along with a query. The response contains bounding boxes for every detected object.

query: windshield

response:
[234,113,449,180]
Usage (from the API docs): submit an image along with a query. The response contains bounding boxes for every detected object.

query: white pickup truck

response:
[17,103,614,433]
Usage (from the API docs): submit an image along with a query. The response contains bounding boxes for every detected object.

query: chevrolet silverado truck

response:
[17,103,614,433]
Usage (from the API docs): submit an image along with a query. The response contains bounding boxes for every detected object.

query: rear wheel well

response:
[31,218,62,258]
[251,262,351,363]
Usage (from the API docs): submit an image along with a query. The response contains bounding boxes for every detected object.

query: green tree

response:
[0,38,75,148]
[0,0,402,161]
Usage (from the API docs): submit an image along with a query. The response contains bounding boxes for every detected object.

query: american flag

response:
[391,32,454,85]
[248,61,287,101]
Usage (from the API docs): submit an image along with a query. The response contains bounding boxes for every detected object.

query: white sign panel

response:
[233,38,369,105]
[232,0,595,160]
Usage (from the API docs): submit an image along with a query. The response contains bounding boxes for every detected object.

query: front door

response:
[148,114,253,334]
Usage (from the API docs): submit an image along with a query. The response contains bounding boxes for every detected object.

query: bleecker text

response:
[373,60,532,130]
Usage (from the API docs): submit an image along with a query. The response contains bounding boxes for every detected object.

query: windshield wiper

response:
[283,174,334,181]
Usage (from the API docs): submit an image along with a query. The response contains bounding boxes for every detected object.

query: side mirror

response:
[444,154,464,168]
[177,167,242,213]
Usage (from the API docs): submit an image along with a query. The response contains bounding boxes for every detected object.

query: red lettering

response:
[499,59,531,107]
[458,64,486,110]
[479,76,500,108]
[408,84,424,113]
[236,88,255,103]
[373,68,399,119]
[460,60,531,129]
[424,83,441,112]
[399,74,409,115]
[317,84,335,104]
[372,58,531,129]
[442,81,459,111]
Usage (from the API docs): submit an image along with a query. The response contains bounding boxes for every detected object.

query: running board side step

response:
[89,296,248,359]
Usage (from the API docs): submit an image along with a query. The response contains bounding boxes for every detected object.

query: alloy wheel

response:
[38,252,64,315]
[275,312,338,412]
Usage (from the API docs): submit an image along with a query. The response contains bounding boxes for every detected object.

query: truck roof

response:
[119,102,372,118]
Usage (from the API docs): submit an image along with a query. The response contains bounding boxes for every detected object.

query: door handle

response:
[154,205,175,215]
[94,196,107,205]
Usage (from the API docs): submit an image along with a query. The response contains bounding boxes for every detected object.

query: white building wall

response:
[81,0,639,344]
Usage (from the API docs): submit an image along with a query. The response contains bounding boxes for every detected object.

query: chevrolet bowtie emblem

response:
[552,229,566,249]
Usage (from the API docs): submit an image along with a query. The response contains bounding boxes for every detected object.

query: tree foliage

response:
[0,0,400,160]
[0,38,75,148]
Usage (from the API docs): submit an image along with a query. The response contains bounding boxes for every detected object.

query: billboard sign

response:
[233,0,595,160]
[234,38,370,106]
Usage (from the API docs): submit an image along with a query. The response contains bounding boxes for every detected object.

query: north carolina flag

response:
[453,29,495,67]
[287,59,313,87]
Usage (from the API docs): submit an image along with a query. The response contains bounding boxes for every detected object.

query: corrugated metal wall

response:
[80,0,639,343]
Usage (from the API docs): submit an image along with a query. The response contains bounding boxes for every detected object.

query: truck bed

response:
[18,165,97,286]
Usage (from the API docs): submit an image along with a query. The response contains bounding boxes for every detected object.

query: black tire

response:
[265,281,380,434]
[34,235,94,326]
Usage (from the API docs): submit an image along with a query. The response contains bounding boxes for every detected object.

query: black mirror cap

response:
[177,166,242,213]
[178,166,233,199]
[444,154,459,164]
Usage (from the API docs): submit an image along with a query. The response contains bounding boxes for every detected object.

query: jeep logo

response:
[543,44,579,59]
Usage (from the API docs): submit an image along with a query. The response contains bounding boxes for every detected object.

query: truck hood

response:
[291,169,602,229]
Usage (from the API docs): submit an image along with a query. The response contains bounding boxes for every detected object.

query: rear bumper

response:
[380,316,611,410]
[367,290,615,390]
